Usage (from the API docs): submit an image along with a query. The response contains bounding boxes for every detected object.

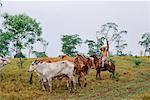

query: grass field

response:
[0,56,150,100]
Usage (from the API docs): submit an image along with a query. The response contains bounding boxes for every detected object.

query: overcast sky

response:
[0,1,150,57]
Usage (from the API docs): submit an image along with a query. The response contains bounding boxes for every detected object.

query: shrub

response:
[133,58,142,66]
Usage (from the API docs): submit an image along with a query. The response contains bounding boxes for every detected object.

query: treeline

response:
[0,13,149,58]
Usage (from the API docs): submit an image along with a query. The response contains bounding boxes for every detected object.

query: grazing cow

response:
[0,56,10,71]
[29,58,68,88]
[28,60,76,93]
[90,54,115,79]
[74,54,95,87]
[29,58,52,84]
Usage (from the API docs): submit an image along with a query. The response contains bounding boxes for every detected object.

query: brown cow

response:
[74,54,95,87]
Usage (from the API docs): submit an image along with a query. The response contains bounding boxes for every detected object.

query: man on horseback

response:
[99,39,109,67]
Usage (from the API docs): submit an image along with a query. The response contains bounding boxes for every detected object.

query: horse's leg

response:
[112,71,115,78]
[96,69,98,79]
[108,68,115,78]
[99,70,101,80]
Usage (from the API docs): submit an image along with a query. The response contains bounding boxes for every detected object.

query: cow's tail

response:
[29,73,33,84]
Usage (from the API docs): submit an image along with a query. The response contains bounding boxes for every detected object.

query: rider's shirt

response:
[101,50,107,57]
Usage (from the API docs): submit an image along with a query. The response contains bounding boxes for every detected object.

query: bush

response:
[133,58,142,66]
[14,52,26,58]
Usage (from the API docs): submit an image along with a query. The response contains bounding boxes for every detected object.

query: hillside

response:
[0,56,150,100]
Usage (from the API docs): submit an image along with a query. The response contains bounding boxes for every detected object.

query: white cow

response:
[28,60,76,92]
[0,56,10,71]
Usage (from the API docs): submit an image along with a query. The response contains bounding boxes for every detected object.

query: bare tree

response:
[139,32,150,56]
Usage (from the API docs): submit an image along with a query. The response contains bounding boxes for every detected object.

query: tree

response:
[99,22,118,55]
[40,39,49,53]
[32,51,48,58]
[61,34,82,57]
[99,22,128,56]
[139,32,150,56]
[85,40,97,56]
[85,36,105,56]
[114,31,128,56]
[2,13,42,58]
[0,31,12,56]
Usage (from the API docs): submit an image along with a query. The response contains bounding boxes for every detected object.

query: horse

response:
[90,54,115,79]
[74,54,95,87]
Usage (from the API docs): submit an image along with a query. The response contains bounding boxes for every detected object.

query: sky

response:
[0,0,150,57]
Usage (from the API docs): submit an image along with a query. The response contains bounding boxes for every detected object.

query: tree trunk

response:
[28,48,31,58]
[144,49,146,56]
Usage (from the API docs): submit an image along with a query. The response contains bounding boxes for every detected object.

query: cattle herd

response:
[0,54,116,93]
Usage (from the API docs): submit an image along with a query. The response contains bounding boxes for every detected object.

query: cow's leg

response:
[72,76,76,90]
[56,78,61,88]
[65,79,69,90]
[41,78,47,91]
[80,72,86,87]
[78,77,81,86]
[47,78,52,92]
[67,76,74,93]
[29,73,33,84]
[84,76,87,87]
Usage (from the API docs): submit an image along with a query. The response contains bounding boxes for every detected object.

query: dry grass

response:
[0,56,150,100]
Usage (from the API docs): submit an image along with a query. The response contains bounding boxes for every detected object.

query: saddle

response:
[98,57,112,67]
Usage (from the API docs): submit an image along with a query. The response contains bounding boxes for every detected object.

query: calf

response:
[28,60,76,93]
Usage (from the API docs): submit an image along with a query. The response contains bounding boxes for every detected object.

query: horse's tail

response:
[110,61,115,72]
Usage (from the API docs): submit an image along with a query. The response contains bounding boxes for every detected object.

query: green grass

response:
[0,57,150,100]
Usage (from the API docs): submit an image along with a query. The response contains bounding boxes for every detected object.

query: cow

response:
[74,54,95,87]
[29,58,52,85]
[0,56,10,72]
[28,60,76,93]
[29,58,68,88]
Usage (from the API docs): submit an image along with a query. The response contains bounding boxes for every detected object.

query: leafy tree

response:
[85,36,105,56]
[61,34,82,57]
[32,51,48,58]
[139,32,150,56]
[0,31,12,56]
[85,40,97,56]
[14,52,26,58]
[2,13,42,58]
[114,31,128,56]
